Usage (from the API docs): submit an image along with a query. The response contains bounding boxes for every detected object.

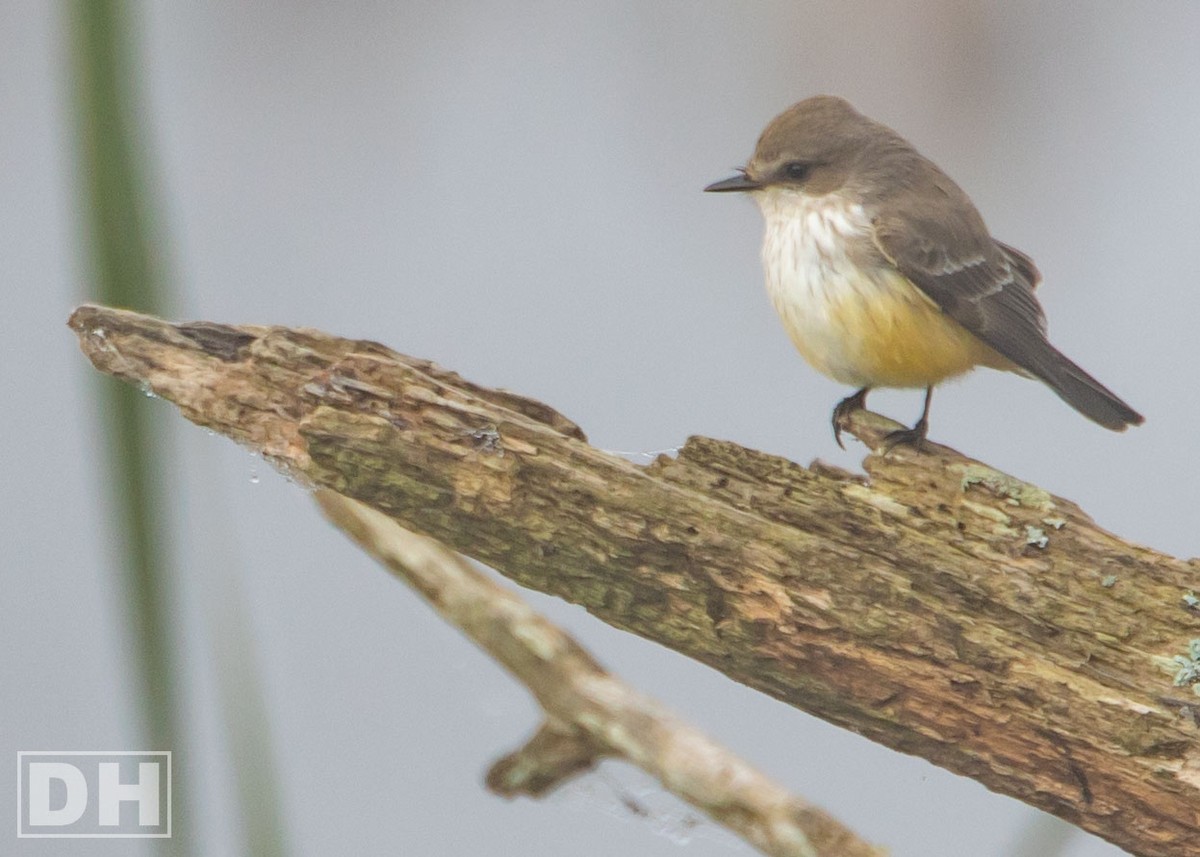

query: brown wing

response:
[995,240,1041,291]
[869,211,1049,372]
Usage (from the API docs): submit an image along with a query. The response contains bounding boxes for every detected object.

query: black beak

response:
[704,171,761,193]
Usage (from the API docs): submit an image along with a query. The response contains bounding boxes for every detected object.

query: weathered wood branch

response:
[69,305,1200,857]
[314,490,882,857]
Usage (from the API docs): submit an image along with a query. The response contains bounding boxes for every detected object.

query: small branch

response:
[68,305,1200,857]
[486,723,600,798]
[315,490,882,857]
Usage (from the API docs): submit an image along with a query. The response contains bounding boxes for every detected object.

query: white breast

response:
[754,188,886,386]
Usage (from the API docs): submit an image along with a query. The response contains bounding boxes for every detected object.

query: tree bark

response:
[69,304,1200,857]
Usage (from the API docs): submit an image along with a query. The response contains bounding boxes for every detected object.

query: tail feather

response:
[1024,342,1143,431]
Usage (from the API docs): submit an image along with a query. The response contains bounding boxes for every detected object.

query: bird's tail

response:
[1023,341,1144,431]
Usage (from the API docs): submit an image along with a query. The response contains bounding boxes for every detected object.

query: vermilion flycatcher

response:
[706,96,1143,449]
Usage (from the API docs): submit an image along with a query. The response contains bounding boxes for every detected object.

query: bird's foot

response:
[880,417,930,454]
[831,388,869,450]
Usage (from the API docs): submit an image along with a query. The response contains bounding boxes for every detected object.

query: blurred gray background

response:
[4,2,1198,855]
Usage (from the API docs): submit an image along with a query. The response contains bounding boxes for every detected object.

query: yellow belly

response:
[778,268,1010,389]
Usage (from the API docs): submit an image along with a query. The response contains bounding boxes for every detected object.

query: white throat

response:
[754,187,871,285]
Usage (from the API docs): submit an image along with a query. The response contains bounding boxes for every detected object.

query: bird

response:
[705,95,1143,450]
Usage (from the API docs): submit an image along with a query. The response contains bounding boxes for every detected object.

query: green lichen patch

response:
[1171,639,1200,693]
[958,464,1054,511]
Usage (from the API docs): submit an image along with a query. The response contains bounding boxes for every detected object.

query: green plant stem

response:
[66,1,186,852]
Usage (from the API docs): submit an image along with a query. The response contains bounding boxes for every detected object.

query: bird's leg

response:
[831,387,870,449]
[881,386,933,453]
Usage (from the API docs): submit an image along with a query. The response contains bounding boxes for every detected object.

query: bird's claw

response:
[831,388,869,450]
[879,419,930,454]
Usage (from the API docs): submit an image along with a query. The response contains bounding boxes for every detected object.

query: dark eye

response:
[783,162,810,181]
